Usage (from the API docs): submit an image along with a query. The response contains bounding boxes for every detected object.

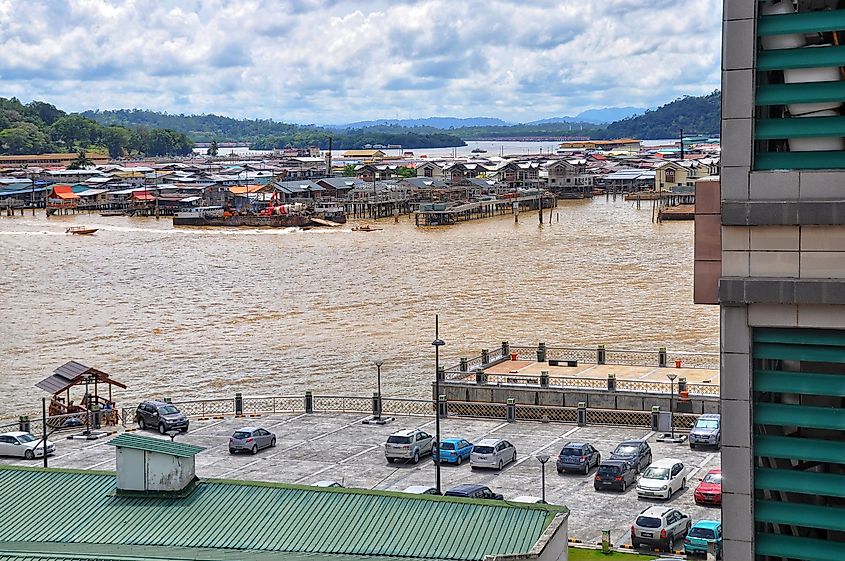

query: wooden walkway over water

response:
[414,193,555,226]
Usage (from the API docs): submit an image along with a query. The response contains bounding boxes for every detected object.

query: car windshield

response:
[642,467,670,480]
[158,405,179,415]
[636,516,662,528]
[561,448,582,456]
[440,442,455,450]
[689,527,716,539]
[704,473,723,484]
[598,465,620,476]
[473,446,494,454]
[696,419,719,429]
[17,434,36,443]
[614,444,638,455]
[233,431,252,439]
[387,436,411,444]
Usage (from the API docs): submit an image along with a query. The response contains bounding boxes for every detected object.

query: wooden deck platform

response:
[484,359,719,385]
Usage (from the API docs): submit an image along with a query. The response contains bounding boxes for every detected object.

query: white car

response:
[403,485,439,495]
[470,438,516,470]
[0,432,55,460]
[636,458,686,500]
[313,480,343,488]
[510,495,544,504]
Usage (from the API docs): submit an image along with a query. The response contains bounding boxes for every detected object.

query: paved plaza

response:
[1,412,721,550]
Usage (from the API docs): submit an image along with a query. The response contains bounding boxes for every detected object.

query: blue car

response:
[438,438,473,465]
[684,520,722,558]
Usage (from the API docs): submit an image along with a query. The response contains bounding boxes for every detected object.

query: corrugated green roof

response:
[106,433,204,458]
[0,467,566,561]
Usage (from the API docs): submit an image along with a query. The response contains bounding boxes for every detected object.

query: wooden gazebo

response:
[36,361,126,419]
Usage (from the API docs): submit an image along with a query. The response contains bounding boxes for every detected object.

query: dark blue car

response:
[556,442,601,474]
[438,438,473,465]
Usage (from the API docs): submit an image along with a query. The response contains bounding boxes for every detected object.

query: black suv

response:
[444,484,503,500]
[135,400,189,434]
[594,459,637,492]
[610,439,652,473]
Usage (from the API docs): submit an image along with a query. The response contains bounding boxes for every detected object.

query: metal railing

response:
[381,398,433,417]
[312,395,371,414]
[172,398,235,418]
[242,396,302,415]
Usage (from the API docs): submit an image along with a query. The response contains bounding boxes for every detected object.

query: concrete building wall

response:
[719,1,845,558]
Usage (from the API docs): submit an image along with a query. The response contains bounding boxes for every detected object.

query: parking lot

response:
[0,412,721,550]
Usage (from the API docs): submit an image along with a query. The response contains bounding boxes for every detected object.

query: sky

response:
[0,0,723,124]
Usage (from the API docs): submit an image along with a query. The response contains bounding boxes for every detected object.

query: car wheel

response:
[498,460,504,471]
[681,478,686,490]
[690,442,696,450]
[583,462,589,475]
[413,451,419,464]
[138,418,146,430]
[557,468,563,474]
[158,423,166,435]
[456,455,462,465]
[716,440,721,451]
[251,445,258,455]
[24,449,34,460]
[270,437,276,447]
[229,448,236,454]
[386,457,394,464]
[667,535,675,552]
[621,480,627,492]
[632,539,641,549]
[512,451,516,464]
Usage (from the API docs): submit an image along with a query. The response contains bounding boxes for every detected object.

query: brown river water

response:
[0,198,718,417]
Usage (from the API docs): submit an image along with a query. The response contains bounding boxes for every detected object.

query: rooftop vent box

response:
[107,433,204,496]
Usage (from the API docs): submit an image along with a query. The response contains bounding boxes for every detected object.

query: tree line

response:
[0,98,194,158]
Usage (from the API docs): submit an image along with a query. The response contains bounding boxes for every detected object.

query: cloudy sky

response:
[0,0,722,124]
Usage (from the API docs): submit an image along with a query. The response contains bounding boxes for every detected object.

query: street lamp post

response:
[667,373,677,440]
[432,315,445,495]
[537,454,550,504]
[374,360,384,421]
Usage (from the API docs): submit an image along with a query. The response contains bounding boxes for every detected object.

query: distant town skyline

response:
[1,0,722,124]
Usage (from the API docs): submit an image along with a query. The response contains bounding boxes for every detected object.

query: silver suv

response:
[384,429,433,464]
[689,414,721,449]
[470,438,516,470]
[631,506,691,553]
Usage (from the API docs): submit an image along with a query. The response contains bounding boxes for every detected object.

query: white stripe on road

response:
[513,426,581,468]
[340,444,380,464]
[83,457,114,470]
[686,452,717,479]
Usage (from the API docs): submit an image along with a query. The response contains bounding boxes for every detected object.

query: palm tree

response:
[68,150,94,170]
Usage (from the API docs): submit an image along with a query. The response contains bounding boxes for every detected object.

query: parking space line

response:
[640,430,656,441]
[638,367,663,379]
[475,422,509,440]
[295,464,335,483]
[189,419,228,433]
[513,426,581,468]
[311,415,373,441]
[686,452,717,479]
[339,444,380,464]
[266,413,308,429]
[83,457,114,470]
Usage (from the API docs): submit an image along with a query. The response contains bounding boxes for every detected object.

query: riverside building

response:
[697,1,845,559]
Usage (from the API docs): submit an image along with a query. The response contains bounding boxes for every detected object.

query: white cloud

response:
[0,0,722,123]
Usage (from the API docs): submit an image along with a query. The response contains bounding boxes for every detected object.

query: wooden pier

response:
[414,193,555,226]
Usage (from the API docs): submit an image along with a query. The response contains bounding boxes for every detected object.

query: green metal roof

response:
[0,466,566,561]
[106,433,204,458]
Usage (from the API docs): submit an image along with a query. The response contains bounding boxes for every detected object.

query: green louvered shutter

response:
[752,328,845,561]
[755,7,845,170]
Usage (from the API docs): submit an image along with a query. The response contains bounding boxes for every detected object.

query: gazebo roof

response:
[35,361,127,395]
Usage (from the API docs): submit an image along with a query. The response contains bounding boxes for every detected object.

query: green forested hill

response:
[0,98,193,157]
[594,91,721,139]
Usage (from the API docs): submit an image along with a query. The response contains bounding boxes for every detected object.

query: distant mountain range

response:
[333,107,647,129]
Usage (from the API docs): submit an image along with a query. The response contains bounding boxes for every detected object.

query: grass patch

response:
[568,547,658,560]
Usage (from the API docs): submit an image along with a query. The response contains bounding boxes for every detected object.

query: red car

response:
[694,467,722,505]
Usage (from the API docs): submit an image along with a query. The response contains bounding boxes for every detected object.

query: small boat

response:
[99,209,125,217]
[352,225,383,232]
[66,226,98,235]
[471,148,488,153]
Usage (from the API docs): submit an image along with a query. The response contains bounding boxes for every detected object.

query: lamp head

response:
[432,338,445,347]
[537,454,550,464]
[667,373,677,382]
[374,360,384,368]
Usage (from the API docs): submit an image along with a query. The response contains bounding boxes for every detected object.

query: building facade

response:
[716,1,845,560]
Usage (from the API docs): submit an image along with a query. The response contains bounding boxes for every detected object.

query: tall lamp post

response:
[667,373,677,440]
[432,315,445,495]
[374,360,384,421]
[537,454,550,504]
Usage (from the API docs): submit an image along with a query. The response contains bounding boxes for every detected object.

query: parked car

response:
[684,520,722,558]
[0,432,55,460]
[135,400,189,434]
[444,484,503,500]
[556,442,601,475]
[594,459,637,492]
[403,485,439,495]
[313,480,343,488]
[229,427,276,455]
[470,438,516,470]
[636,458,686,500]
[689,414,721,449]
[631,506,691,552]
[610,439,653,473]
[694,468,722,506]
[384,429,433,464]
[438,437,473,465]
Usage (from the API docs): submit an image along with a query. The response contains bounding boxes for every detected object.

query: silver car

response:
[470,438,516,470]
[0,432,55,460]
[384,428,433,464]
[229,427,276,455]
